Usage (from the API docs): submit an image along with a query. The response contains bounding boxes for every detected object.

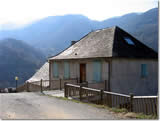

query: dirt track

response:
[0,92,128,119]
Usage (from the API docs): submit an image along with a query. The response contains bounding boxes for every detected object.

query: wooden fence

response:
[17,78,77,92]
[132,96,158,115]
[64,83,158,115]
[17,80,50,92]
[50,78,78,90]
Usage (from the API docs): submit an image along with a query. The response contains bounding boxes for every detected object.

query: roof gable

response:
[112,27,157,58]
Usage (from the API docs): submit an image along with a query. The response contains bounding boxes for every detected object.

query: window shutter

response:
[53,62,58,77]
[93,61,101,82]
[64,62,70,79]
[141,64,147,77]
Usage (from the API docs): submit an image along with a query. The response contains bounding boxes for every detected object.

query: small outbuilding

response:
[48,26,158,96]
[26,62,49,83]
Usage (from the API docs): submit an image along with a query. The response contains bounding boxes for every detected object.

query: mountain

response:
[0,15,93,56]
[0,8,158,56]
[0,38,45,88]
[99,8,158,51]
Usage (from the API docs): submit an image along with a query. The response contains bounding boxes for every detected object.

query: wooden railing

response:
[64,83,158,115]
[50,78,78,90]
[103,91,131,109]
[17,80,50,92]
[16,83,28,92]
[132,96,157,115]
[17,78,78,92]
[65,83,80,98]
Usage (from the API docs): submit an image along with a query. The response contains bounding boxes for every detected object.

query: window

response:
[93,61,102,82]
[124,37,135,45]
[64,62,70,79]
[141,64,147,77]
[53,62,58,77]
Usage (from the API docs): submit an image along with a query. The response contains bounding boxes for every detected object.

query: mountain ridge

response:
[0,8,158,57]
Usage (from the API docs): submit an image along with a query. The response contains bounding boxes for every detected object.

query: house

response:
[48,26,158,96]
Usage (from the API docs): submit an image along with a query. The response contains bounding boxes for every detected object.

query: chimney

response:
[71,41,77,45]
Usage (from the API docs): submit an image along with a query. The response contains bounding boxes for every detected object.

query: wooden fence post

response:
[60,78,62,90]
[100,89,104,105]
[104,80,107,91]
[86,81,88,87]
[27,82,29,92]
[155,97,158,116]
[76,77,78,84]
[64,82,68,98]
[129,93,134,112]
[80,84,82,101]
[87,81,88,87]
[49,80,51,90]
[41,79,43,93]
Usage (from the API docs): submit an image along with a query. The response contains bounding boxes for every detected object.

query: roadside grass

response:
[43,94,158,119]
[133,113,157,119]
[109,107,128,113]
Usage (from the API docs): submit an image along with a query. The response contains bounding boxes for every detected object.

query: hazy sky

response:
[0,0,158,27]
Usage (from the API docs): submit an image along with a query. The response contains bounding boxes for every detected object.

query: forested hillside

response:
[0,38,45,88]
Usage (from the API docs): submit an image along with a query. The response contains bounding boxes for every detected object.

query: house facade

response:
[48,26,158,96]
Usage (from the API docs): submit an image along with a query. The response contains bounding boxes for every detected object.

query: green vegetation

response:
[108,107,128,113]
[133,113,157,119]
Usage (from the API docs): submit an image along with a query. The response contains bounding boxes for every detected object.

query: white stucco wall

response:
[110,58,158,96]
[50,59,109,84]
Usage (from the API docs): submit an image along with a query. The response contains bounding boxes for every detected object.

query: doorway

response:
[80,64,86,83]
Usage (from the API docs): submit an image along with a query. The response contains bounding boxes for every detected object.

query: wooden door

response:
[80,64,86,83]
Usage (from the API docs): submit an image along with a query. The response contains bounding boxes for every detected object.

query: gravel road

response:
[0,92,128,119]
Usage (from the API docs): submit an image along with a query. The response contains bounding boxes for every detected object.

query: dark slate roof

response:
[49,26,157,60]
[26,62,49,82]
